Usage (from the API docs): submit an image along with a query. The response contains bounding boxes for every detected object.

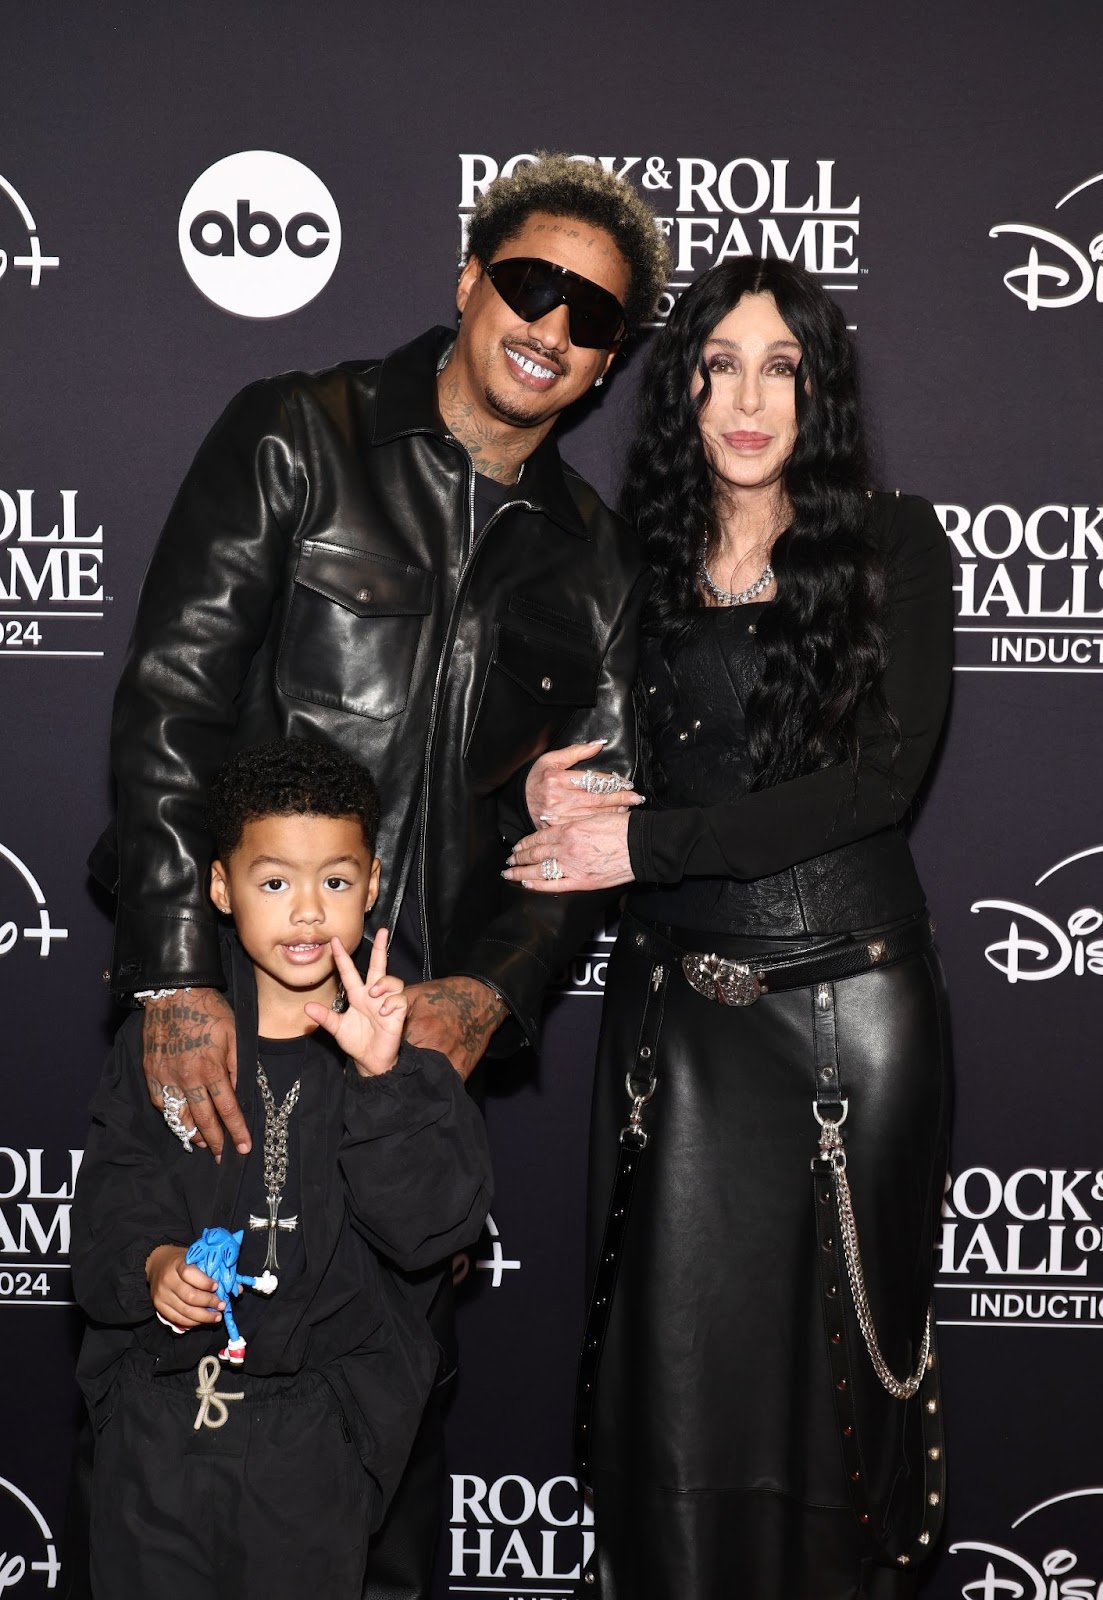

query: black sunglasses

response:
[484,257,628,349]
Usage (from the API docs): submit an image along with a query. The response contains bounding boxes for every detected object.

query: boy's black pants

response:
[89,1355,375,1600]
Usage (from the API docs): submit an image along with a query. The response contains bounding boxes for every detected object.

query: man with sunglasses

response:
[89,153,668,1600]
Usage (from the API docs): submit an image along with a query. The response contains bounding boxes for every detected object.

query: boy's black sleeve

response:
[70,1016,194,1325]
[339,1044,493,1272]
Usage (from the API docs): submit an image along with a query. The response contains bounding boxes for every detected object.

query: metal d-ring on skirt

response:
[583,909,953,1600]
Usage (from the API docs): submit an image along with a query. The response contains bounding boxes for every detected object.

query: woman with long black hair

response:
[504,257,953,1598]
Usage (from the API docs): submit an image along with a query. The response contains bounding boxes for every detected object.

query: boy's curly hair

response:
[207,738,380,859]
[466,152,670,331]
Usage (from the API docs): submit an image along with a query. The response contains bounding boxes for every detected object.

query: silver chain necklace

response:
[698,551,774,606]
[247,1063,301,1272]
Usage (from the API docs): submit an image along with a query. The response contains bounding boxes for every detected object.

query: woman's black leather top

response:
[627,492,953,938]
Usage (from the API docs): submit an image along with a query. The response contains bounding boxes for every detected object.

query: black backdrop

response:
[4,4,1103,1594]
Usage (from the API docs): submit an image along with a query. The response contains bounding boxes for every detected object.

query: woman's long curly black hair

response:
[622,257,890,789]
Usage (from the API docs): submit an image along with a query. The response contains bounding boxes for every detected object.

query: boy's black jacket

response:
[71,933,493,1509]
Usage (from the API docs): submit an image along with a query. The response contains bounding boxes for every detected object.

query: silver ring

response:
[541,857,564,881]
[162,1089,198,1152]
[569,770,629,796]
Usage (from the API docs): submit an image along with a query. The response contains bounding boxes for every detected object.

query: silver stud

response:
[747,622,757,634]
[356,588,373,603]
[925,1398,938,1414]
[928,1446,941,1460]
[678,731,689,742]
[639,1046,651,1059]
[928,1492,940,1506]
[918,1531,930,1546]
[693,719,701,730]
[541,675,553,691]
[867,939,887,964]
[897,1554,910,1567]
[647,684,657,695]
[584,1575,596,1587]
[635,933,645,948]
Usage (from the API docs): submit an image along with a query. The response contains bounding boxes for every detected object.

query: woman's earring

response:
[594,376,604,388]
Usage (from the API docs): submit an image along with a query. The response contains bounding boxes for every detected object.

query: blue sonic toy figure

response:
[183,1226,277,1365]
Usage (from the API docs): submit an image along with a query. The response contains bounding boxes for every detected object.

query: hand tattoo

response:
[151,1029,214,1056]
[420,982,507,1052]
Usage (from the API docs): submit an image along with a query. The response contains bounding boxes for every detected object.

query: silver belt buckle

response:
[681,952,763,1006]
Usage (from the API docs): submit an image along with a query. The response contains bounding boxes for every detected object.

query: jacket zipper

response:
[415,438,531,976]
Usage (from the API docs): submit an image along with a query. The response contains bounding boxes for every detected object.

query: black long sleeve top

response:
[627,493,953,937]
[71,934,493,1511]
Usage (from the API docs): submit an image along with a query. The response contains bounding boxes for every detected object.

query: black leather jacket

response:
[98,327,644,1048]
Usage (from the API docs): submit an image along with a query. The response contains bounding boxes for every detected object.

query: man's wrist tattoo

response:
[423,983,507,1052]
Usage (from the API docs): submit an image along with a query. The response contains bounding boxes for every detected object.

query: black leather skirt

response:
[584,911,953,1600]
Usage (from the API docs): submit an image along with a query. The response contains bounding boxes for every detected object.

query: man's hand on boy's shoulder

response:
[142,988,250,1159]
[402,976,508,1081]
[305,930,407,1078]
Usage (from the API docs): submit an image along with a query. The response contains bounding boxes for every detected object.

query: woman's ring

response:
[162,1088,199,1152]
[570,771,629,796]
[541,858,564,881]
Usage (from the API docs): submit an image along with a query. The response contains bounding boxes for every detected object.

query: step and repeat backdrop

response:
[3,3,1103,1595]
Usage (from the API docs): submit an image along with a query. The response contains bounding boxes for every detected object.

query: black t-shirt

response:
[388,468,517,983]
[231,1034,311,1337]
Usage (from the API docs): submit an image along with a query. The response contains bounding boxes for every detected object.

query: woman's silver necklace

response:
[247,1063,301,1272]
[698,551,774,606]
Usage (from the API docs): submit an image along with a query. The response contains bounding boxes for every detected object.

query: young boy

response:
[71,738,492,1599]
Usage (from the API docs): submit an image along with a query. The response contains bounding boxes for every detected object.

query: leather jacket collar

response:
[371,326,589,540]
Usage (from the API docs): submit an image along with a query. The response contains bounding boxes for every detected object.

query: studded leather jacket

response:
[94,327,644,1048]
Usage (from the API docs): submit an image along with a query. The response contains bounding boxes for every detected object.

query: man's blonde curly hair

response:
[465,152,670,332]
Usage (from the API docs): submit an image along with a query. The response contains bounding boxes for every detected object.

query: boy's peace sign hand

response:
[304,930,406,1078]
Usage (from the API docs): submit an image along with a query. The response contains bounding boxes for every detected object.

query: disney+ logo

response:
[951,1485,1103,1598]
[972,846,1103,984]
[991,172,1103,310]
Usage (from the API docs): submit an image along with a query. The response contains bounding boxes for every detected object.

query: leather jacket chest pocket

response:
[277,541,434,721]
[464,623,600,792]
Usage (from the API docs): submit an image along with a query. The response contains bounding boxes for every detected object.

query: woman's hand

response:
[304,930,407,1077]
[502,811,634,894]
[525,739,643,827]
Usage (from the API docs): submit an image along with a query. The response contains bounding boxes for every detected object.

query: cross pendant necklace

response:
[247,1064,301,1272]
[250,1193,299,1272]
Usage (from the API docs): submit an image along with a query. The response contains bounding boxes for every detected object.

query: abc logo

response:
[178,150,341,319]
